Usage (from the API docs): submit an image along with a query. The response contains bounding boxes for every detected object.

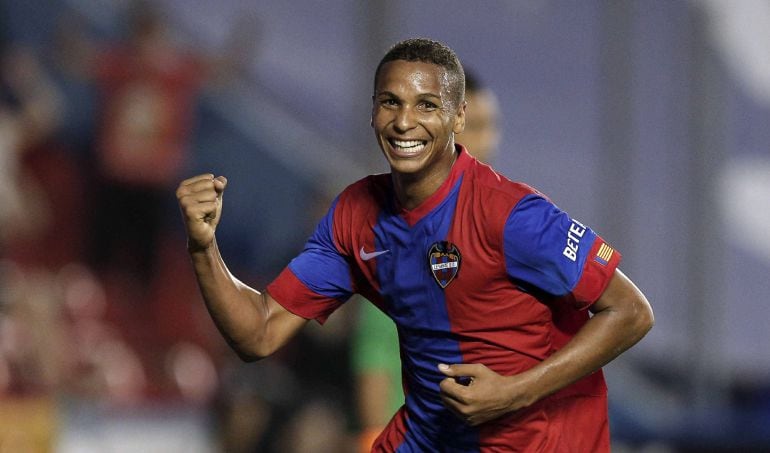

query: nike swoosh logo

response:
[359,246,389,261]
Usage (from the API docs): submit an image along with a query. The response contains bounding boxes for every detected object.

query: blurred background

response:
[1,0,769,452]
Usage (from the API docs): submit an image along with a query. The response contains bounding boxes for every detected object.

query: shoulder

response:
[336,173,391,210]
[328,174,390,243]
[453,158,548,249]
[465,159,546,216]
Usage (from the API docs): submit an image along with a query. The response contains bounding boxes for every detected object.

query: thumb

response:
[438,363,457,376]
[438,363,474,386]
[213,175,228,194]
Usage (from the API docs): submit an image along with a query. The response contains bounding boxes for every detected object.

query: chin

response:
[386,155,428,175]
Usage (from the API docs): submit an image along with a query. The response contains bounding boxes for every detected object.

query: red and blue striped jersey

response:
[268,146,620,452]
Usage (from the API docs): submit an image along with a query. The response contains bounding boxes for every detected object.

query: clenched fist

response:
[176,174,228,252]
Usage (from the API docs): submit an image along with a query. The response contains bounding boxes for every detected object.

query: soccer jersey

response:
[267,146,620,452]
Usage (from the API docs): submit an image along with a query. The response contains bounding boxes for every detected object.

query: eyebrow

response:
[376,90,443,102]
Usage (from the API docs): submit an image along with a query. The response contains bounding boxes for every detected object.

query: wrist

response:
[187,238,215,255]
[502,368,545,412]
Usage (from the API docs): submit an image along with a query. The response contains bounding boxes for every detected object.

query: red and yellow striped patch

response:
[594,243,614,265]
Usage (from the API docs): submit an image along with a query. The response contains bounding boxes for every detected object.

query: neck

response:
[392,147,458,210]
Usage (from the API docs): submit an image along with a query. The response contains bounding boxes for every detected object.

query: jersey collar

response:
[396,144,471,226]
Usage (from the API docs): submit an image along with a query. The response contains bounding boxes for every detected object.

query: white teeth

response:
[392,140,426,152]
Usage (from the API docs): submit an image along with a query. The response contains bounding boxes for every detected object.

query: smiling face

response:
[372,60,466,178]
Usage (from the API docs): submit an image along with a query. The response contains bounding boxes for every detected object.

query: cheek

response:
[371,109,389,130]
[422,116,446,132]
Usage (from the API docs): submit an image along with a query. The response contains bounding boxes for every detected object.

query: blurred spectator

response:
[0,263,65,453]
[86,1,207,288]
[0,263,68,397]
[459,71,501,162]
[0,260,152,452]
[57,263,148,405]
[0,9,229,448]
[47,11,99,161]
[0,46,60,253]
[350,69,501,452]
[213,356,301,453]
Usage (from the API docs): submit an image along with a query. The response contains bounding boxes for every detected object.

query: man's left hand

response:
[437,363,523,426]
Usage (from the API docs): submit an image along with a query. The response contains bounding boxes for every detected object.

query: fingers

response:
[439,388,481,426]
[179,173,215,186]
[438,363,477,376]
[176,175,228,252]
[177,174,227,201]
[438,364,474,403]
[214,175,228,192]
[437,363,489,426]
[177,174,227,191]
[438,363,476,386]
[176,174,228,230]
[439,378,469,403]
[438,363,455,376]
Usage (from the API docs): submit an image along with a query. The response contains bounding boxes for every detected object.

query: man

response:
[458,70,501,162]
[177,38,653,451]
[351,69,501,452]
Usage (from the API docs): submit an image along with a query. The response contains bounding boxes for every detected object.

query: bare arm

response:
[438,268,653,425]
[177,174,307,361]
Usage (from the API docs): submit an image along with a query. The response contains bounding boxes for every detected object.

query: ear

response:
[370,95,376,128]
[452,100,467,134]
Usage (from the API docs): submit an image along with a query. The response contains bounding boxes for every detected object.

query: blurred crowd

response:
[17,1,767,452]
[0,2,361,452]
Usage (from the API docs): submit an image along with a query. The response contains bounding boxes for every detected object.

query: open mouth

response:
[388,138,427,154]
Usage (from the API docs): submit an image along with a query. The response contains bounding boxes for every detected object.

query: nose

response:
[394,106,417,132]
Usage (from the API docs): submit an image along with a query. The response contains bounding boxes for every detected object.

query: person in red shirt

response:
[89,3,204,286]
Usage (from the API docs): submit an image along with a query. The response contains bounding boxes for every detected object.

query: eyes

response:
[379,97,439,112]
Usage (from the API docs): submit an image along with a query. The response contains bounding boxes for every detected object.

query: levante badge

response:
[428,241,461,288]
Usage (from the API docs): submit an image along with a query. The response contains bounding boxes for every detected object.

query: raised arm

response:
[176,174,307,361]
[438,268,653,425]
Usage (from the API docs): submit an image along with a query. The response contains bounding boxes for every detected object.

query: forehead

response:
[376,60,450,97]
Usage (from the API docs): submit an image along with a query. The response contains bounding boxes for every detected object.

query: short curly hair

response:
[374,38,466,110]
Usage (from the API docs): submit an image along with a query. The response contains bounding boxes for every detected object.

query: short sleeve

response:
[503,194,621,309]
[267,197,354,323]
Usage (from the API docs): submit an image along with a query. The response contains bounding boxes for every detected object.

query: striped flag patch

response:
[594,243,614,265]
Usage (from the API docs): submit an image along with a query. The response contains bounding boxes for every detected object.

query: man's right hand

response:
[176,174,228,252]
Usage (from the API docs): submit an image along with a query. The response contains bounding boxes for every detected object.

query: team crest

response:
[428,241,461,288]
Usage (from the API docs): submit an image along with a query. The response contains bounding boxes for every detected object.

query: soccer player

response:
[351,68,501,452]
[176,38,654,452]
